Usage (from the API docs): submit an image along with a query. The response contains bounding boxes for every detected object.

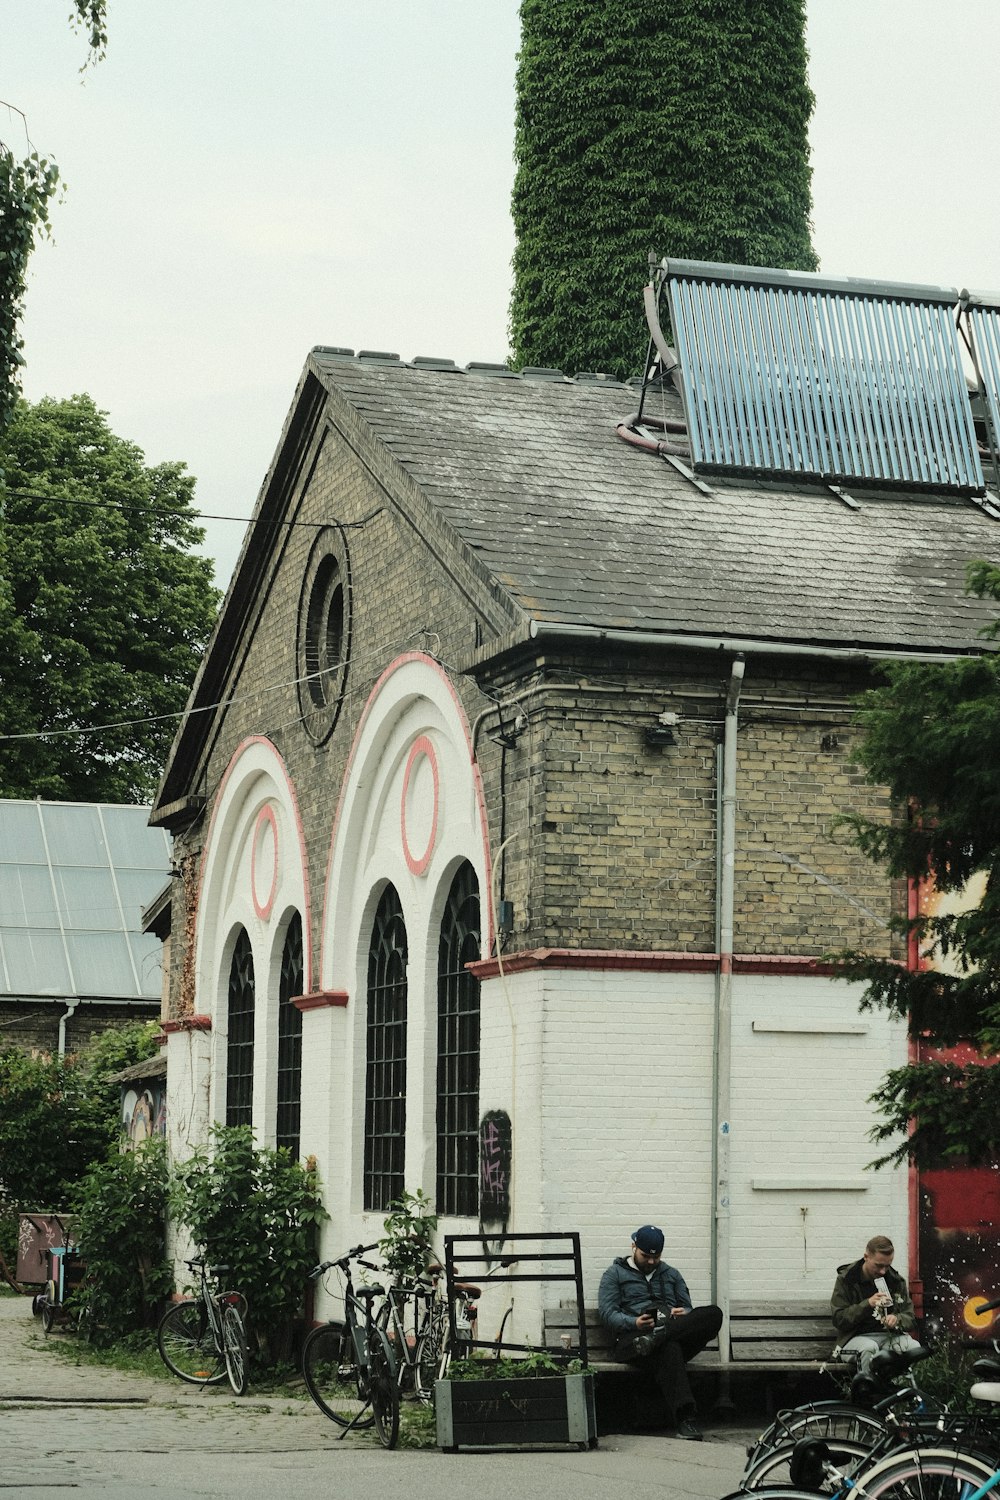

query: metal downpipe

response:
[713,656,745,1398]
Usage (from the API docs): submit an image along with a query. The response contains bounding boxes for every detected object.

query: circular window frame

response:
[297,526,352,745]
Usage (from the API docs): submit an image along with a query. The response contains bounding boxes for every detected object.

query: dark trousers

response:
[617,1304,723,1421]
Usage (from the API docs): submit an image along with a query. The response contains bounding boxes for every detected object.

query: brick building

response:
[151,263,1000,1339]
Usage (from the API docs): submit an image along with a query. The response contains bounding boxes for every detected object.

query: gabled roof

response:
[152,348,1000,824]
[0,800,171,999]
[313,351,1000,654]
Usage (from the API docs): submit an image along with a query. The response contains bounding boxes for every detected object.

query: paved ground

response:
[0,1294,764,1498]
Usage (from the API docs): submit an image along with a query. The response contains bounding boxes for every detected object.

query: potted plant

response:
[378,1188,438,1285]
[436,1351,598,1452]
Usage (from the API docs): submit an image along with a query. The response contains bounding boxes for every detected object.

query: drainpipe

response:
[712,657,744,1403]
[58,997,81,1059]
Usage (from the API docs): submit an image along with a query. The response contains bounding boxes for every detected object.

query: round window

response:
[297,528,351,743]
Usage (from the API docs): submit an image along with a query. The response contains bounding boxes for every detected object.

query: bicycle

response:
[727,1297,1000,1500]
[372,1250,521,1406]
[156,1257,249,1396]
[302,1243,400,1448]
[742,1349,954,1488]
[376,1269,443,1403]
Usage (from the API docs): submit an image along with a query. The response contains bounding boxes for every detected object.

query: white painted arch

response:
[195,736,312,1146]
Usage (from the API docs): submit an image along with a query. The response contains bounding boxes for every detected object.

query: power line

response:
[0,487,383,531]
[0,630,426,745]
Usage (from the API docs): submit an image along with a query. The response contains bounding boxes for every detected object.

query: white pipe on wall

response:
[713,657,745,1385]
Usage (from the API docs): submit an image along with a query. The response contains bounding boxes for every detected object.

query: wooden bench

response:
[543,1301,834,1375]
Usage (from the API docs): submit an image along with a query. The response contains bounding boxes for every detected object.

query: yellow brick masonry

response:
[163,417,898,1020]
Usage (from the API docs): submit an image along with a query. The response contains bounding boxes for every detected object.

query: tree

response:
[0,1018,160,1213]
[837,563,1000,1167]
[510,0,817,379]
[0,394,220,801]
[0,3,107,432]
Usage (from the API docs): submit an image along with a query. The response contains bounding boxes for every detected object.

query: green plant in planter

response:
[378,1189,437,1285]
[448,1349,588,1380]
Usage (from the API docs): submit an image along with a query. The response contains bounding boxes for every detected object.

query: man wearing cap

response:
[598,1224,723,1441]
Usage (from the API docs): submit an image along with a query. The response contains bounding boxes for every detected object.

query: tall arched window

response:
[436,863,480,1217]
[276,913,304,1157]
[226,927,255,1127]
[364,884,407,1210]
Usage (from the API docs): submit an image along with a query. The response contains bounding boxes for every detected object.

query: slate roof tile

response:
[314,355,1000,654]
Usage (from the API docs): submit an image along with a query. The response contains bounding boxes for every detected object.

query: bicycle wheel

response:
[157,1300,227,1385]
[860,1447,998,1500]
[368,1327,400,1450]
[747,1402,890,1467]
[301,1322,375,1429]
[222,1304,249,1396]
[743,1436,872,1490]
[415,1312,446,1402]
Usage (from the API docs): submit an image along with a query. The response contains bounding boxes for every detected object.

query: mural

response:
[913,873,1000,1343]
[120,1080,167,1147]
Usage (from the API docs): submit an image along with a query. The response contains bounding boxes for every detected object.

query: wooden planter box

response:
[436,1372,598,1452]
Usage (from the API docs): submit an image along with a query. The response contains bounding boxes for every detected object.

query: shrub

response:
[169,1125,328,1365]
[69,1137,172,1344]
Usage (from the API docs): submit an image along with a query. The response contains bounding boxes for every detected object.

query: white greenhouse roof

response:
[0,800,171,1000]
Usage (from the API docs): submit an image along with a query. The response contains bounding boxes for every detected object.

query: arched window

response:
[436,863,480,1217]
[364,884,408,1211]
[226,927,255,1127]
[276,913,304,1157]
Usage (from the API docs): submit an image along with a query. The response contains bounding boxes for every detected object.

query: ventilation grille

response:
[665,261,983,493]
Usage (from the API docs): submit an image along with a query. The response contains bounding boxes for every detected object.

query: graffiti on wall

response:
[479,1109,511,1262]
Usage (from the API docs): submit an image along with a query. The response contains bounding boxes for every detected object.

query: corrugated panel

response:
[0,801,170,998]
[665,261,983,492]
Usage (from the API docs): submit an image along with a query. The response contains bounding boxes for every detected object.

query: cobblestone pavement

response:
[0,1294,761,1498]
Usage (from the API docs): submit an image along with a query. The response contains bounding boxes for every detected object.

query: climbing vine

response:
[0,148,59,432]
[510,0,817,379]
[0,1,107,431]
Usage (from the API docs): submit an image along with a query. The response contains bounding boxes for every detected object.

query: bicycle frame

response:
[307,1243,399,1441]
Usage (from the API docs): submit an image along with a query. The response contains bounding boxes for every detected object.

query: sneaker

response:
[676,1415,703,1441]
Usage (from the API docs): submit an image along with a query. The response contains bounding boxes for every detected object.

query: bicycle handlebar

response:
[309,1243,383,1280]
[975,1296,1000,1314]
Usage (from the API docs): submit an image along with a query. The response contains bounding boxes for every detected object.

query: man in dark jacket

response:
[831,1235,923,1375]
[598,1224,722,1441]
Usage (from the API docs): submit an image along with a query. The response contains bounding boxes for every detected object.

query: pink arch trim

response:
[400,734,439,876]
[250,804,279,919]
[321,652,494,968]
[200,736,315,990]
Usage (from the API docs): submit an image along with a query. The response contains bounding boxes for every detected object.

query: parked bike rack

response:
[443,1231,588,1364]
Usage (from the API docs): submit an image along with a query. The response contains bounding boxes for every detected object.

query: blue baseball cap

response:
[632,1224,665,1254]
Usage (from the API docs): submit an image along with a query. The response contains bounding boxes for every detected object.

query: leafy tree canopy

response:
[837,562,1000,1167]
[510,0,817,379]
[0,394,220,801]
[0,3,107,430]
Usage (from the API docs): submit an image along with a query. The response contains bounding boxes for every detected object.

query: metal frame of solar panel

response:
[659,258,984,494]
[962,289,1000,483]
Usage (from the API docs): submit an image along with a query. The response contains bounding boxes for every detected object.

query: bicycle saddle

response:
[454,1282,483,1298]
[849,1372,881,1407]
[972,1356,1000,1381]
[869,1345,931,1379]
[355,1285,385,1302]
[788,1437,833,1489]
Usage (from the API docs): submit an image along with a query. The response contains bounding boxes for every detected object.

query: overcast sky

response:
[6,1,1000,590]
